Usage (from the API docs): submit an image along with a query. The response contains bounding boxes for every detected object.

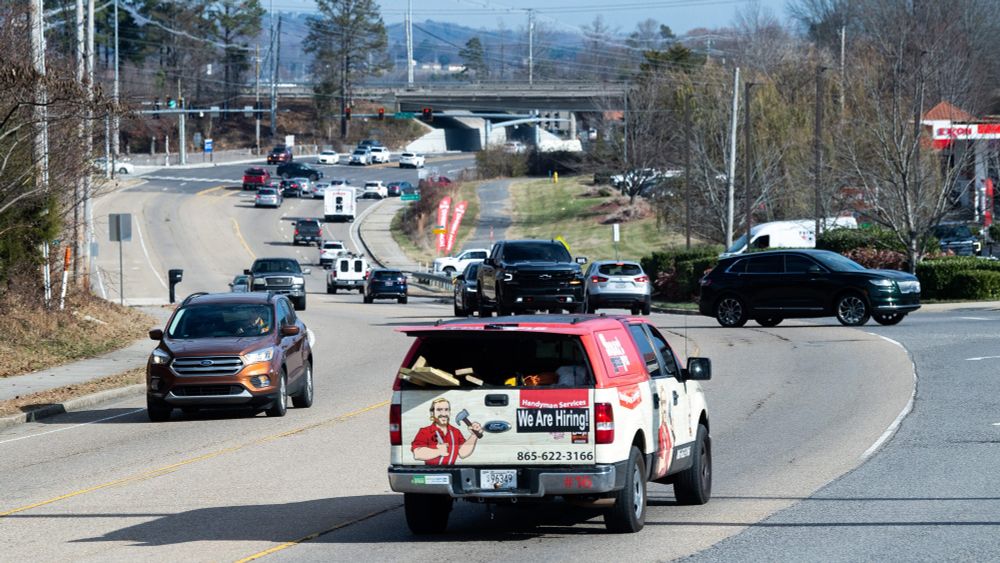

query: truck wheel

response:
[358,287,364,294]
[673,424,712,505]
[147,396,172,422]
[604,446,646,533]
[265,372,288,417]
[364,295,373,304]
[715,295,748,327]
[404,493,452,534]
[443,266,455,275]
[454,300,467,317]
[327,285,335,294]
[478,290,492,317]
[641,301,651,315]
[291,361,314,408]
[294,296,306,311]
[398,296,408,304]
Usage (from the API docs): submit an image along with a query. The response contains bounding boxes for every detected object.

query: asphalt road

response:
[3,160,990,560]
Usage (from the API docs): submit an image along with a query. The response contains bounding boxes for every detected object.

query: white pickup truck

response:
[387,315,713,534]
[432,248,489,275]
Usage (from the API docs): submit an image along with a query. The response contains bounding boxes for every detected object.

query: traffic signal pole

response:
[178,79,186,165]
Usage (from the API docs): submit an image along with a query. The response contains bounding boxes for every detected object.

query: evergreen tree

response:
[458,37,487,79]
[305,0,389,140]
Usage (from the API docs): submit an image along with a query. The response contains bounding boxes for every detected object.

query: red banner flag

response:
[445,200,468,254]
[986,178,994,229]
[435,196,452,252]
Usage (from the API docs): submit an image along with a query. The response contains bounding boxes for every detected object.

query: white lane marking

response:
[0,409,145,445]
[135,222,167,289]
[144,175,234,183]
[861,333,915,460]
[993,422,1000,426]
[966,355,1000,361]
[958,316,989,321]
[350,199,384,259]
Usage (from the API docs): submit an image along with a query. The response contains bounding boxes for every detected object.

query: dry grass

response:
[0,368,143,417]
[0,291,156,378]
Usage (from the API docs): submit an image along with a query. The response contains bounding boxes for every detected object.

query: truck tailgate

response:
[401,388,595,466]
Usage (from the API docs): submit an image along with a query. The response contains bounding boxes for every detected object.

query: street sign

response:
[401,193,420,201]
[394,112,415,119]
[204,138,213,153]
[109,213,132,242]
[432,225,446,235]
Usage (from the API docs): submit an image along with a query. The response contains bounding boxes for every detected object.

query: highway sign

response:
[204,138,213,153]
[401,193,420,201]
[394,112,415,119]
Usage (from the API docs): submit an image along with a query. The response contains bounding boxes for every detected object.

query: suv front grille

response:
[172,385,245,396]
[172,356,244,376]
[518,271,577,287]
[266,277,292,286]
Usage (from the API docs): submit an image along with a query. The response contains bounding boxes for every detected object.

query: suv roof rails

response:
[180,292,209,307]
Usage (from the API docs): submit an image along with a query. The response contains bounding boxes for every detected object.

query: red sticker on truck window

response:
[519,389,589,409]
[618,384,642,409]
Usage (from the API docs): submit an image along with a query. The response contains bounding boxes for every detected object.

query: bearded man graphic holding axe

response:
[411,398,484,465]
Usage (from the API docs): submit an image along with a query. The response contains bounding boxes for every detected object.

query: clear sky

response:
[267,0,791,36]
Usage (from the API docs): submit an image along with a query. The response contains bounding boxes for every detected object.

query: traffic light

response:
[344,107,351,121]
[377,107,385,121]
[167,97,176,109]
[422,107,433,122]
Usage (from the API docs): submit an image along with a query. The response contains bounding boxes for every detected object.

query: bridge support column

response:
[485,120,492,149]
[569,112,577,141]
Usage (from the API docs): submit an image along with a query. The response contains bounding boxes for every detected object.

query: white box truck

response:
[721,216,857,257]
[324,187,356,222]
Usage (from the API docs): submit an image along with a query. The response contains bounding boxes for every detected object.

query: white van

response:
[721,216,857,257]
[327,255,369,294]
[324,187,356,222]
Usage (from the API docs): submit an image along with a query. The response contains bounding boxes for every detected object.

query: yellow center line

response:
[232,217,256,260]
[0,400,390,519]
[196,184,229,197]
[234,505,400,563]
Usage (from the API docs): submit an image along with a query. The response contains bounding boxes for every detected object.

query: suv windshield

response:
[811,251,866,272]
[251,259,301,274]
[167,303,274,339]
[373,270,403,280]
[934,225,973,238]
[598,263,642,276]
[504,242,571,263]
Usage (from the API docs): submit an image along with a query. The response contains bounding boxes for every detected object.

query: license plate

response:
[480,469,517,490]
[613,283,629,289]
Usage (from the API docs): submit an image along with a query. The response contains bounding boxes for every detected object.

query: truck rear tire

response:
[604,446,646,533]
[673,424,712,505]
[404,493,452,534]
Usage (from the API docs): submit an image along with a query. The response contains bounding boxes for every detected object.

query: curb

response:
[0,384,145,431]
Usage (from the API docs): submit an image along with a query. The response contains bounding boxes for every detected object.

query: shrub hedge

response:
[641,246,722,301]
[915,257,1000,299]
[817,226,905,253]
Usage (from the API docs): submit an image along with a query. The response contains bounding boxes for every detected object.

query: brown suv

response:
[145,292,314,422]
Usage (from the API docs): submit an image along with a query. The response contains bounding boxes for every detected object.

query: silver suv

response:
[583,259,651,315]
[349,148,371,166]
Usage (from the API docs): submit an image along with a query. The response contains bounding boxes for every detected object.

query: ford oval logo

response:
[483,421,511,434]
[199,360,214,367]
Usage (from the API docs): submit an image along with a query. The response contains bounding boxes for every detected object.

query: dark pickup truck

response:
[476,239,587,316]
[245,257,310,311]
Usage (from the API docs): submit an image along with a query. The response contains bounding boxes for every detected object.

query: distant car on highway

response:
[293,218,323,247]
[364,268,408,304]
[349,147,372,166]
[279,178,304,198]
[242,167,271,190]
[229,274,250,292]
[254,186,283,208]
[319,240,348,268]
[369,146,391,164]
[432,247,488,275]
[317,150,340,165]
[398,152,425,169]
[361,180,388,199]
[276,161,322,181]
[386,181,412,197]
[93,157,134,175]
[698,248,921,327]
[452,262,481,316]
[267,145,293,164]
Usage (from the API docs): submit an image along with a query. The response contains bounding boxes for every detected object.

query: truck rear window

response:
[402,333,593,388]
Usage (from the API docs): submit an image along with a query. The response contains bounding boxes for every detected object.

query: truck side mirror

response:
[575,256,588,264]
[683,357,712,381]
[243,269,251,275]
[149,329,164,340]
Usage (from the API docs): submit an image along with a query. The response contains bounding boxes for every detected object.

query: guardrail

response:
[407,270,453,291]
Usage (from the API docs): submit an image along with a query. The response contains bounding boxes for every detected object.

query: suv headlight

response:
[502,273,514,281]
[150,348,171,365]
[291,276,304,285]
[243,347,275,364]
[869,278,894,288]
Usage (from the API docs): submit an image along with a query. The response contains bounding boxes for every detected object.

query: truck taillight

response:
[595,402,614,444]
[389,403,402,445]
[634,275,649,283]
[294,229,299,235]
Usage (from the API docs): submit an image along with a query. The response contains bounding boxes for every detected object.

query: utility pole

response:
[814,66,826,240]
[726,67,740,249]
[30,0,50,302]
[406,0,414,87]
[684,95,692,250]
[84,0,96,290]
[269,7,279,138]
[744,81,754,245]
[74,0,84,281]
[622,83,629,165]
[255,43,261,155]
[527,9,534,86]
[112,0,120,156]
[341,51,349,139]
[839,25,846,114]
[913,51,926,218]
[178,78,186,165]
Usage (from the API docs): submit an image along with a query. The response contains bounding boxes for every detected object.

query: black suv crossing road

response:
[476,240,587,316]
